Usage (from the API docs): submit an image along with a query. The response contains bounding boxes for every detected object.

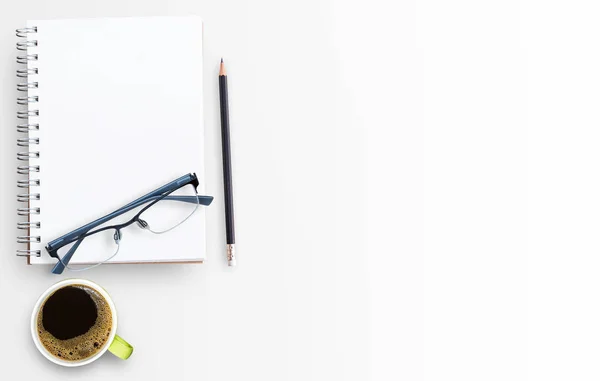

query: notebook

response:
[15,16,206,265]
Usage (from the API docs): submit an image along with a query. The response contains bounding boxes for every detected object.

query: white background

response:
[0,0,597,380]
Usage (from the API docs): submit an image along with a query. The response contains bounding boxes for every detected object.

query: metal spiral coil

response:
[17,151,40,160]
[17,250,41,257]
[18,207,40,216]
[17,96,39,105]
[16,27,37,37]
[17,82,38,91]
[17,110,39,119]
[17,40,37,50]
[16,26,40,258]
[17,236,41,243]
[17,123,39,133]
[17,137,39,146]
[17,179,40,188]
[18,193,40,202]
[17,54,38,64]
[17,68,38,77]
[17,165,40,174]
[18,221,40,229]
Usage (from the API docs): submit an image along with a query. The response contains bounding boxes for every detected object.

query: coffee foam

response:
[37,285,113,362]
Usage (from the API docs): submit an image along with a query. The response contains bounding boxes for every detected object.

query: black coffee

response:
[37,285,112,361]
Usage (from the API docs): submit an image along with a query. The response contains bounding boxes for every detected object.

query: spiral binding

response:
[17,124,39,133]
[16,26,41,257]
[18,207,40,216]
[17,193,40,202]
[17,165,40,174]
[17,54,38,64]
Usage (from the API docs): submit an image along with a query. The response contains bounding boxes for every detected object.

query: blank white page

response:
[28,16,205,264]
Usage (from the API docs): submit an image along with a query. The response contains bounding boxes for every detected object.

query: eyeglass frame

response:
[46,173,213,274]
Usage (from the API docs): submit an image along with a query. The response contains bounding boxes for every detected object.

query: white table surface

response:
[3,1,600,380]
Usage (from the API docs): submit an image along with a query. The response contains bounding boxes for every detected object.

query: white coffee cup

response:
[31,279,133,367]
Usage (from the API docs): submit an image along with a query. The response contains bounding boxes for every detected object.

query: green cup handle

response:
[108,335,133,360]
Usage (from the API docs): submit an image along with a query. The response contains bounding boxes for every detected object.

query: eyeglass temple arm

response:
[51,238,84,274]
[152,195,214,205]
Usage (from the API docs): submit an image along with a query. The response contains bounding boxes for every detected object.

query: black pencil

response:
[219,58,236,266]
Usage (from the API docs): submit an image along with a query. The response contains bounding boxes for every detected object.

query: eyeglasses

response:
[46,173,213,274]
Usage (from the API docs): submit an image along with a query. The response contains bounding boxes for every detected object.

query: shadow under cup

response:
[31,279,131,367]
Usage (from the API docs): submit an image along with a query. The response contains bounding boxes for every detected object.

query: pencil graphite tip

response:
[221,57,223,63]
[219,59,227,76]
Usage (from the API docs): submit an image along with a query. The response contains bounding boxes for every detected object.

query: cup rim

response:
[30,279,118,367]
